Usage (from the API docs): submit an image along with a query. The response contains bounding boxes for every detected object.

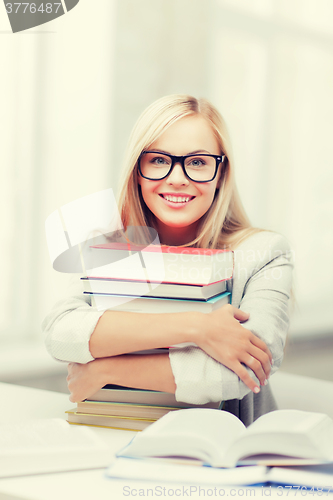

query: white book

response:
[0,418,112,478]
[117,408,333,468]
[80,277,228,300]
[107,458,333,489]
[267,463,333,489]
[87,385,221,409]
[107,457,268,485]
[87,291,231,313]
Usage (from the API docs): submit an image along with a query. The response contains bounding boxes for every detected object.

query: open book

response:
[117,408,333,468]
[107,458,333,489]
[0,418,112,477]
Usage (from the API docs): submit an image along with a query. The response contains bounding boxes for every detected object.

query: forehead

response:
[149,115,220,155]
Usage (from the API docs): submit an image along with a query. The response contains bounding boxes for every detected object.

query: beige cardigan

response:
[42,230,293,426]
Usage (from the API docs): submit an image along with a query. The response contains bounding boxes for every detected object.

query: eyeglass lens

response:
[140,152,217,182]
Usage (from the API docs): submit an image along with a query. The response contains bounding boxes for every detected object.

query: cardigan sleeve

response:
[42,275,104,363]
[169,233,293,404]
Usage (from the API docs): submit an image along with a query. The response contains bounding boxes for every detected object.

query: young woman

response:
[43,95,293,426]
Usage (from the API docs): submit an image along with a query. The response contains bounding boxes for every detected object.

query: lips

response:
[159,194,195,203]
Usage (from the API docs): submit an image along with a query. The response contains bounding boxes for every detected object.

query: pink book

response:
[86,243,234,286]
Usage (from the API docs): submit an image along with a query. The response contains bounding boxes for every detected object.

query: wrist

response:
[96,354,176,393]
[99,355,135,387]
[182,311,205,346]
[95,357,116,387]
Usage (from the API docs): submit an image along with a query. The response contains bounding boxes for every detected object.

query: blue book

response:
[84,291,231,314]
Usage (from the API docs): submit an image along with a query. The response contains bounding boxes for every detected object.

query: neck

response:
[156,222,198,246]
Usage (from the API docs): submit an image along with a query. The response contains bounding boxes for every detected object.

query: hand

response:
[196,304,273,394]
[67,359,109,403]
[68,354,176,402]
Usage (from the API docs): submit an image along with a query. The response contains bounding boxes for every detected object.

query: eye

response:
[151,156,170,166]
[187,157,206,167]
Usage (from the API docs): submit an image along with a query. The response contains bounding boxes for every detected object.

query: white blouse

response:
[42,231,293,409]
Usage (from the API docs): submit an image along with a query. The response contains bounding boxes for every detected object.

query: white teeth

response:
[163,195,191,203]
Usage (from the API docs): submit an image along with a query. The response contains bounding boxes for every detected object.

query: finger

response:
[233,308,250,323]
[69,391,83,403]
[249,334,273,365]
[241,354,266,386]
[248,344,271,379]
[231,362,260,394]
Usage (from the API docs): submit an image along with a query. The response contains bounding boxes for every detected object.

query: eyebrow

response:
[147,149,212,155]
[189,150,211,155]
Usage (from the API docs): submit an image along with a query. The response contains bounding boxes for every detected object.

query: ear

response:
[216,164,223,189]
[137,166,142,185]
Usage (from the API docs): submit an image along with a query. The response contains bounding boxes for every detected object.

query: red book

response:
[85,243,233,286]
[91,242,230,255]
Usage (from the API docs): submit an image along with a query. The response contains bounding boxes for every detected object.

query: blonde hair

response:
[117,94,261,250]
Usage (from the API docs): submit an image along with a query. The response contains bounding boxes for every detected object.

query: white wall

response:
[209,1,333,337]
[0,0,117,347]
[1,0,333,364]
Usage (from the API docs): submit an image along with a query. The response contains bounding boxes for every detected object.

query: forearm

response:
[90,304,270,395]
[67,353,176,402]
[106,353,176,393]
[89,310,199,358]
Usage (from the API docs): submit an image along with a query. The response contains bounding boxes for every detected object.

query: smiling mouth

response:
[159,194,195,203]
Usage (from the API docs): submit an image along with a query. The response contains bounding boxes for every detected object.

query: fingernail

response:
[271,359,274,367]
[254,386,260,394]
[264,379,268,386]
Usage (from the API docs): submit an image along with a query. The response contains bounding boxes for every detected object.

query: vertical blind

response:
[0,1,117,341]
[1,0,333,344]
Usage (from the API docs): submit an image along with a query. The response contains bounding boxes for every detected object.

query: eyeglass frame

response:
[137,151,227,183]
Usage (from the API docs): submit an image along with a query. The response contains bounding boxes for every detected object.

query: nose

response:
[166,162,189,185]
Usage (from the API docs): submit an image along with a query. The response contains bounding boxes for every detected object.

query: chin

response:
[164,222,194,229]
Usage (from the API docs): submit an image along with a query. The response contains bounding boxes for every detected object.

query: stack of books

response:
[66,385,222,431]
[81,242,234,313]
[66,243,234,431]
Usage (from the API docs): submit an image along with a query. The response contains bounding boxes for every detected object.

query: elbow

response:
[169,347,224,405]
[266,321,289,377]
[42,311,97,364]
[44,330,95,364]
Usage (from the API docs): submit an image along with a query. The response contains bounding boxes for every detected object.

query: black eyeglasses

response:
[138,151,226,183]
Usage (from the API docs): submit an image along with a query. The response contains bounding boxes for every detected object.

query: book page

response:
[0,419,111,478]
[108,457,268,485]
[246,410,330,435]
[220,410,333,467]
[119,408,245,464]
[0,418,107,453]
[268,464,333,489]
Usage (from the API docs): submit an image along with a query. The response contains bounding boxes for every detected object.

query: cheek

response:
[139,180,160,207]
[201,185,218,203]
[138,179,149,197]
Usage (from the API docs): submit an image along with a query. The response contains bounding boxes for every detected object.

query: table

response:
[0,383,138,500]
[1,372,333,500]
